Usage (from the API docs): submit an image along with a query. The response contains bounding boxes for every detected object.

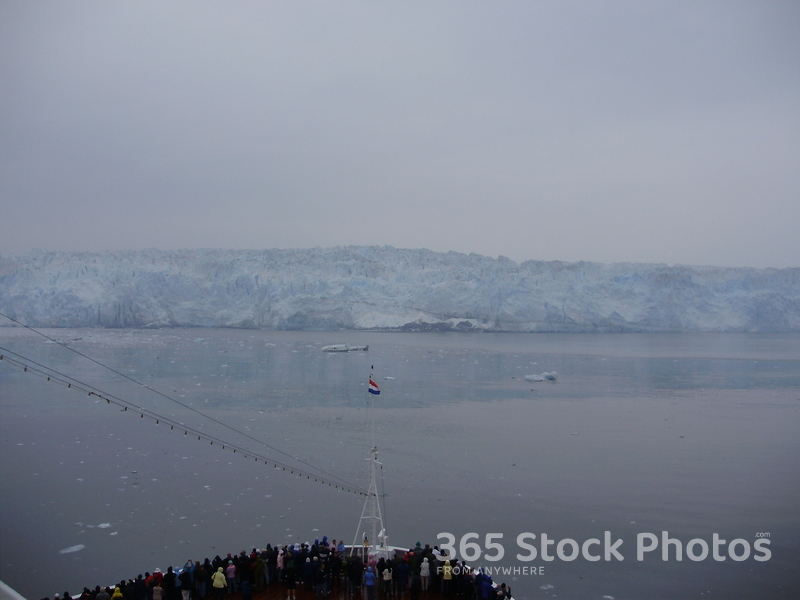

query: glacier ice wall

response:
[1,247,798,332]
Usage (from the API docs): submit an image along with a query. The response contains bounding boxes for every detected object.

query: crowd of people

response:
[40,538,511,600]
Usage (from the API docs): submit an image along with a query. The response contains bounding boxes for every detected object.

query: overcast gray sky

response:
[1,1,798,268]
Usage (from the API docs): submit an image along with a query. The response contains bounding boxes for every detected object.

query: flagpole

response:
[370,365,376,451]
[353,365,386,557]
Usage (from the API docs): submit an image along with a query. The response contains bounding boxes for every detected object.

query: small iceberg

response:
[59,544,85,554]
[524,371,557,382]
[321,344,368,352]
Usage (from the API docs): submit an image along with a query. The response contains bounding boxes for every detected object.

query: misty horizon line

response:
[2,245,797,272]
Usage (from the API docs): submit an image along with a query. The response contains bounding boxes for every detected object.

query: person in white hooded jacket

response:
[420,558,430,591]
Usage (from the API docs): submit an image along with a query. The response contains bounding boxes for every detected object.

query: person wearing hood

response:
[442,560,453,597]
[111,589,124,600]
[380,562,393,598]
[303,557,315,591]
[480,576,494,600]
[210,568,225,600]
[420,557,430,591]
[317,541,330,564]
[363,566,376,600]
[277,548,285,583]
[224,561,236,595]
[179,563,193,600]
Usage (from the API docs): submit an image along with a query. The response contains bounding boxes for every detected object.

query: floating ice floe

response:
[59,545,85,554]
[524,371,557,382]
[321,344,368,352]
[97,523,111,529]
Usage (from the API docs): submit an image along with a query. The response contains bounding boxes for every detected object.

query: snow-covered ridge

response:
[1,247,798,332]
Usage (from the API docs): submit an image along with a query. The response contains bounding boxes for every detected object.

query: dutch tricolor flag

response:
[368,378,380,395]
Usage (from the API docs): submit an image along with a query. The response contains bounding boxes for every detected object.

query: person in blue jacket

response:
[363,566,376,600]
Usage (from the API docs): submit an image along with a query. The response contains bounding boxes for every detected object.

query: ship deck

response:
[242,583,446,600]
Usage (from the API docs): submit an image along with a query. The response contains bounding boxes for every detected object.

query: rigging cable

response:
[0,347,366,495]
[0,312,366,494]
[0,311,356,489]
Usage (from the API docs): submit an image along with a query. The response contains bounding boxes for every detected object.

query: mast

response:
[353,368,387,557]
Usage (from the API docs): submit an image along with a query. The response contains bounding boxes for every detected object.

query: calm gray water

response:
[1,329,798,600]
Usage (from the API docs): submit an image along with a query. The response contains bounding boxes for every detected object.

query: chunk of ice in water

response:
[60,545,85,554]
